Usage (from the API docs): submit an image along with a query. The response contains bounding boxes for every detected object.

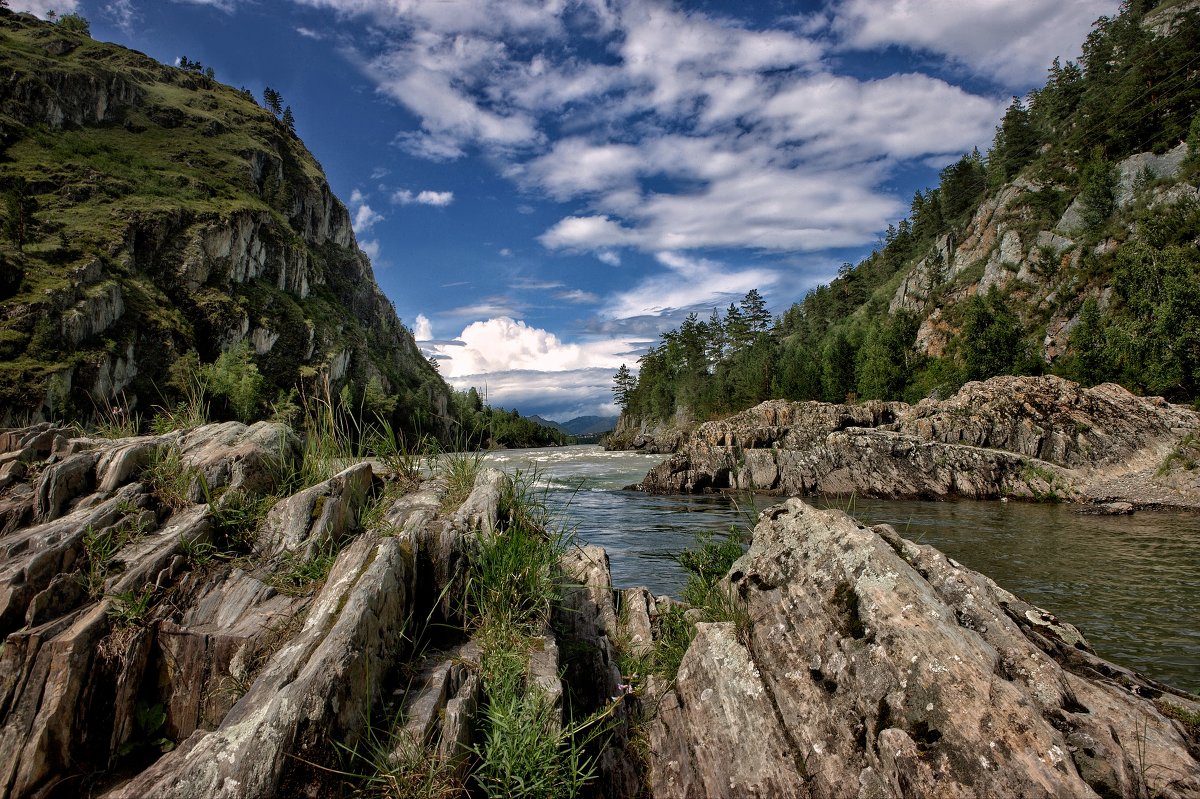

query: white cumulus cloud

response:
[392,188,455,206]
[413,313,433,340]
[431,317,632,379]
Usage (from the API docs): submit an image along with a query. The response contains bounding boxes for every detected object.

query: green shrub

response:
[205,341,264,423]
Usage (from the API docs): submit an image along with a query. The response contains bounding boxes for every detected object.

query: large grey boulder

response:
[648,499,1200,798]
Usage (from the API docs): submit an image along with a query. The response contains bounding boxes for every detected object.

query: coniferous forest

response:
[616,1,1200,426]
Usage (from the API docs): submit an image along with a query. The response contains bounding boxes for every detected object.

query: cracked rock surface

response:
[647,499,1200,799]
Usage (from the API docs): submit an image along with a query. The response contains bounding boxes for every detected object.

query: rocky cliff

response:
[889,142,1196,365]
[636,375,1200,509]
[0,11,447,427]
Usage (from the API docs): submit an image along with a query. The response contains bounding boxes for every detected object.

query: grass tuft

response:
[268,536,342,596]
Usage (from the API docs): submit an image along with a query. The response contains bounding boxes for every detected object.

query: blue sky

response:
[16,0,1117,420]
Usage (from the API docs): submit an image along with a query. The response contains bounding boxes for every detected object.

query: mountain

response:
[0,10,448,433]
[527,414,618,436]
[526,414,569,434]
[560,415,618,435]
[611,0,1200,447]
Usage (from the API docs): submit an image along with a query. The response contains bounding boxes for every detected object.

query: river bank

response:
[625,376,1200,512]
[485,444,1200,695]
[1,423,1197,797]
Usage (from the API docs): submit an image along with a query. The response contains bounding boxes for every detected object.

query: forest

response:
[615,1,1200,425]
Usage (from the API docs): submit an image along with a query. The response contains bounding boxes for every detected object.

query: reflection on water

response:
[484,445,1200,693]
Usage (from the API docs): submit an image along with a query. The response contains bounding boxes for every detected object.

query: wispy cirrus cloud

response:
[828,0,1117,86]
[601,251,780,321]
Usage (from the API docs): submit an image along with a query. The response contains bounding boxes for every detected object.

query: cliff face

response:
[0,11,447,426]
[889,143,1196,363]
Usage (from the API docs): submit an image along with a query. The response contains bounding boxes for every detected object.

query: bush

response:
[205,341,264,422]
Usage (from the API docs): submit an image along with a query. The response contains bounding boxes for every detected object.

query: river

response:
[483,444,1200,694]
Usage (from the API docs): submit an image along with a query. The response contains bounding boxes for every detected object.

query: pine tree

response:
[739,289,771,333]
[2,179,38,251]
[281,106,296,134]
[262,87,283,117]
[990,97,1038,184]
[1079,152,1117,232]
[612,364,634,409]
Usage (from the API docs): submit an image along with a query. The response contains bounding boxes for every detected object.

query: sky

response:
[14,0,1119,421]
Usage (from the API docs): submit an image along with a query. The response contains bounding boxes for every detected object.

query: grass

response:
[1158,432,1200,475]
[471,675,610,799]
[647,604,695,685]
[79,523,127,598]
[465,478,561,636]
[107,584,155,627]
[368,417,432,485]
[1155,700,1200,738]
[1019,460,1065,502]
[144,443,202,509]
[93,396,142,438]
[268,536,343,596]
[334,716,465,799]
[459,470,611,799]
[437,446,484,512]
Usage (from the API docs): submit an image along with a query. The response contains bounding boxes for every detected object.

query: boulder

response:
[647,499,1200,798]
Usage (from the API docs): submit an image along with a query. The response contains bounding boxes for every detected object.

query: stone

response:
[637,376,1200,510]
[1076,501,1135,515]
[648,623,808,799]
[255,461,373,560]
[647,499,1200,798]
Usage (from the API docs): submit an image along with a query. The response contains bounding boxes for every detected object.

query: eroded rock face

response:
[638,376,1200,509]
[648,499,1200,799]
[0,422,645,799]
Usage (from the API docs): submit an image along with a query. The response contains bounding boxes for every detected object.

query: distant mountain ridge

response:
[527,414,618,436]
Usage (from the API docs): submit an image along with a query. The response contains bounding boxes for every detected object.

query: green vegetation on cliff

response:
[0,9,452,439]
[616,1,1200,427]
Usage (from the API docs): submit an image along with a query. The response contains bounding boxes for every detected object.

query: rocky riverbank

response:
[646,499,1200,798]
[0,420,1197,798]
[634,375,1200,510]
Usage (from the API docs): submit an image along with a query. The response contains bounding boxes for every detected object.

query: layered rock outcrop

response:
[646,499,1200,798]
[637,375,1200,509]
[2,419,1197,798]
[0,423,630,798]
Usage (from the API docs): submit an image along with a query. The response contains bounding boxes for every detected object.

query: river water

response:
[483,444,1200,694]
